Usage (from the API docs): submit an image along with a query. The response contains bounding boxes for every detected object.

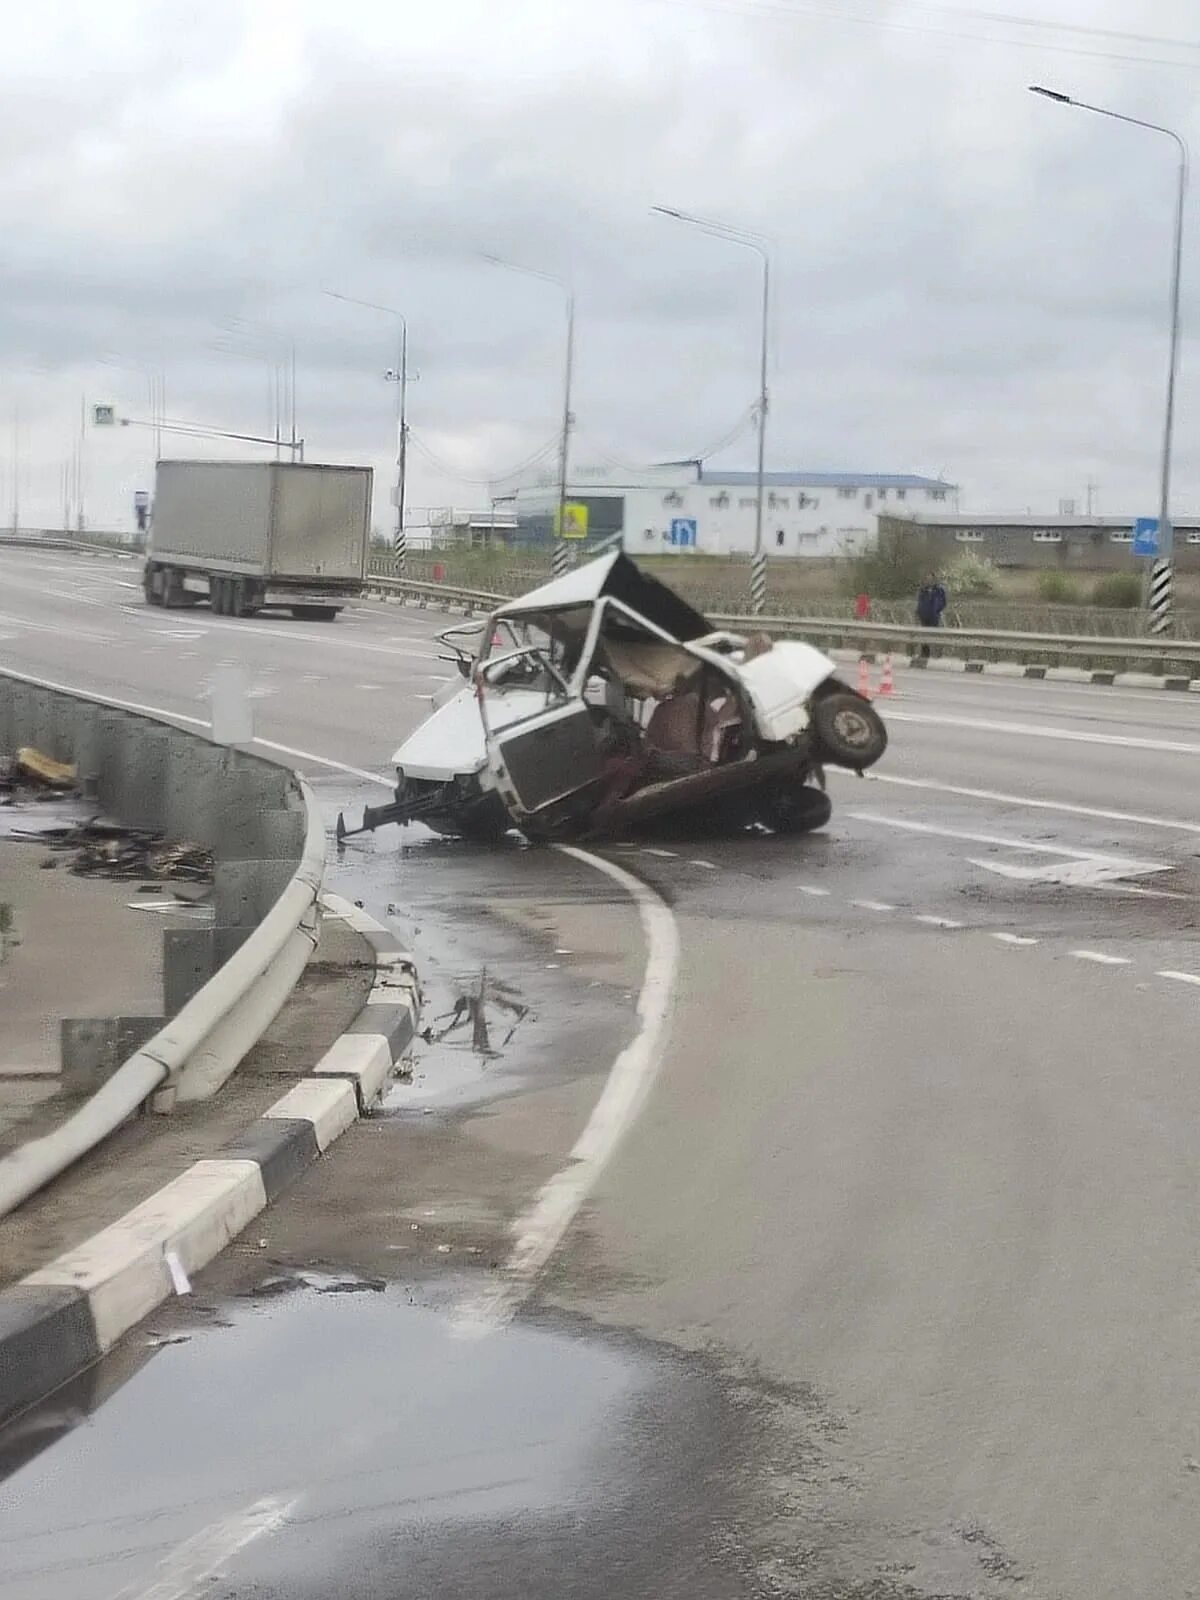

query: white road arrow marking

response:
[849,810,1175,890]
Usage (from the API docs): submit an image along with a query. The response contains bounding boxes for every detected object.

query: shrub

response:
[1036,570,1081,603]
[945,551,999,597]
[845,525,935,601]
[1092,572,1142,609]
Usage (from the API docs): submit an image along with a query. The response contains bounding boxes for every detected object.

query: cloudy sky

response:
[4,0,1200,531]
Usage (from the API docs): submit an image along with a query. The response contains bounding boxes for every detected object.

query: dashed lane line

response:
[991,931,1039,947]
[914,913,964,929]
[836,770,1200,838]
[887,708,1200,757]
[1157,970,1200,987]
[852,899,896,912]
[798,885,831,897]
[1070,950,1133,966]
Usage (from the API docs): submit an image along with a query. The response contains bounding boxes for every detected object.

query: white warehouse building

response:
[497,460,958,558]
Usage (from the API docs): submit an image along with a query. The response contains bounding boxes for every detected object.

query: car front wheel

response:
[811,690,887,770]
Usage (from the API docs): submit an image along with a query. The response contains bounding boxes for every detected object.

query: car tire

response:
[811,690,888,770]
[758,780,832,834]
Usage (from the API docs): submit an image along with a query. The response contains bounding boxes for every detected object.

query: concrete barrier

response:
[0,668,325,1213]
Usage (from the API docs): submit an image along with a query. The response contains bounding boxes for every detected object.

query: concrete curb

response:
[0,897,419,1429]
[827,646,1200,692]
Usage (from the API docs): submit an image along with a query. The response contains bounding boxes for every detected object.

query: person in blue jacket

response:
[915,572,947,656]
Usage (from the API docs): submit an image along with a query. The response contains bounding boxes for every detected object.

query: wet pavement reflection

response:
[0,1275,759,1600]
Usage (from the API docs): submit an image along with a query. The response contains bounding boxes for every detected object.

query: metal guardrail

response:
[0,670,324,1216]
[363,573,1200,671]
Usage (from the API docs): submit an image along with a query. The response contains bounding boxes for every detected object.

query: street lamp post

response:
[484,255,575,576]
[653,206,771,615]
[325,291,409,574]
[1030,85,1188,635]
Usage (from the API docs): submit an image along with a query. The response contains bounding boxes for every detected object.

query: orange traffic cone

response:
[857,655,874,699]
[878,653,895,696]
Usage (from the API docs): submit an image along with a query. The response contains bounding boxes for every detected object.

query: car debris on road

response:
[339,550,888,845]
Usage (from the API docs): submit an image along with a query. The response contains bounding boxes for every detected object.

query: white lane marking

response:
[183,614,435,661]
[966,855,1173,888]
[914,913,964,928]
[689,858,718,870]
[0,608,115,643]
[991,931,1039,946]
[852,898,895,912]
[116,1494,295,1600]
[836,771,1200,838]
[798,885,831,897]
[1157,970,1200,987]
[0,669,393,788]
[454,848,678,1336]
[850,811,1169,876]
[641,847,678,858]
[888,708,1200,757]
[1070,950,1132,966]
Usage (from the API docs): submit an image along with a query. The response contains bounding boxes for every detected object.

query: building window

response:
[877,488,887,501]
[739,497,756,509]
[837,487,857,500]
[928,488,948,502]
[1109,530,1133,544]
[775,528,786,548]
[864,493,874,509]
[1187,531,1200,545]
[797,493,819,509]
[955,529,984,542]
[663,491,683,508]
[895,488,907,501]
[709,492,729,509]
[767,493,790,510]
[643,528,656,541]
[1032,530,1063,544]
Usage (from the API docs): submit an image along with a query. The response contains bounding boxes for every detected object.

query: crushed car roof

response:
[494,551,712,641]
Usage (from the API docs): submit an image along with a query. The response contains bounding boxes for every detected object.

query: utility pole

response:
[324,290,410,573]
[1031,85,1187,635]
[652,206,771,613]
[483,256,575,576]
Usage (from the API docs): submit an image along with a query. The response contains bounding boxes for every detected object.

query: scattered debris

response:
[15,747,76,789]
[31,819,213,883]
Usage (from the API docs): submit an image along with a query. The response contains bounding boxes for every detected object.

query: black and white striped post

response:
[552,535,569,577]
[1149,559,1174,634]
[750,550,767,614]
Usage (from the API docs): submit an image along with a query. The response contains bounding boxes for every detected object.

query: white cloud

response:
[4,0,1200,529]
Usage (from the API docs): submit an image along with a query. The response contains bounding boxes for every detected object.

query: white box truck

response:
[142,461,372,621]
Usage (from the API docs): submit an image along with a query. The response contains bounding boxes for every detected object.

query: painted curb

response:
[828,646,1200,693]
[0,896,419,1430]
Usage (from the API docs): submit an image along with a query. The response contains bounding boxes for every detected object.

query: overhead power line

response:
[407,429,561,487]
[649,0,1200,73]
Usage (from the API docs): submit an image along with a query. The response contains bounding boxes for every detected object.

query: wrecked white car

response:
[338,552,887,844]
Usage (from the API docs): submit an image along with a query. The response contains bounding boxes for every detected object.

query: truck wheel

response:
[811,690,888,770]
[162,568,185,608]
[142,565,162,606]
[229,578,246,617]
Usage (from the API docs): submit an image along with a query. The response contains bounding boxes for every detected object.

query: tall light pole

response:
[653,206,771,614]
[1030,85,1188,636]
[484,255,575,576]
[325,290,409,573]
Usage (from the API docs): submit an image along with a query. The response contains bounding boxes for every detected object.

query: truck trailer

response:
[142,461,372,620]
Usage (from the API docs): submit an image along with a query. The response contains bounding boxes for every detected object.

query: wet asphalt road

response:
[3,548,1200,1597]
